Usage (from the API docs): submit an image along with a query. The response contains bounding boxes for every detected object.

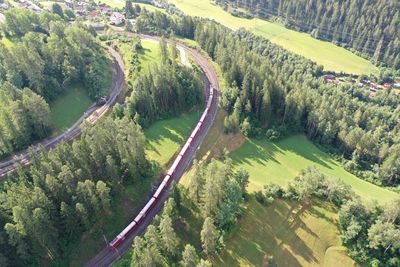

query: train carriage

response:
[153,180,167,199]
[109,84,216,249]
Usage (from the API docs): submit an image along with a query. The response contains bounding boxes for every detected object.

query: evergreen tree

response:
[201,217,218,256]
[181,244,199,267]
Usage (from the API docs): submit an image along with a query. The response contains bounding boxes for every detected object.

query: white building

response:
[110,12,125,26]
[0,13,5,24]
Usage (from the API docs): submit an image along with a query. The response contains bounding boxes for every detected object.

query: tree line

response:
[0,117,150,266]
[127,158,249,266]
[130,8,400,187]
[0,82,52,159]
[216,0,400,69]
[255,166,400,266]
[124,37,203,128]
[0,9,111,159]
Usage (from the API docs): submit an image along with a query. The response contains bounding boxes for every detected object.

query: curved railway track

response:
[0,47,126,179]
[0,32,219,266]
[86,33,219,267]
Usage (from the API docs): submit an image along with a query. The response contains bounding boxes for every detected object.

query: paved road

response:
[0,47,126,179]
[85,33,219,267]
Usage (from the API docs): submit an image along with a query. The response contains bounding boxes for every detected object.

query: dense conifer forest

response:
[0,9,110,159]
[125,38,203,127]
[134,10,400,187]
[0,26,205,265]
[0,5,398,266]
[0,117,149,265]
[215,0,400,69]
[128,159,249,266]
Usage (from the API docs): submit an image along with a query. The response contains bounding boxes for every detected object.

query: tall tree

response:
[201,217,219,256]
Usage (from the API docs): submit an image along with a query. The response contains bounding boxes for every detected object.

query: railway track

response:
[86,33,219,267]
[0,32,219,266]
[0,47,125,179]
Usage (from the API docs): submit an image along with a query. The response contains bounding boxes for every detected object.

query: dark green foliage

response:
[51,3,64,18]
[255,167,354,207]
[339,198,400,266]
[0,9,110,158]
[126,50,203,128]
[285,167,353,206]
[0,82,51,159]
[217,0,400,69]
[188,159,247,230]
[135,10,196,39]
[1,10,109,101]
[0,117,149,265]
[191,21,400,187]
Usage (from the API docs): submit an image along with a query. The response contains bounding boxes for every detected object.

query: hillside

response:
[168,0,379,75]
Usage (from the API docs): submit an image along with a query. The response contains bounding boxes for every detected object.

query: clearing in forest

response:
[169,0,379,75]
[230,135,398,204]
[215,198,358,267]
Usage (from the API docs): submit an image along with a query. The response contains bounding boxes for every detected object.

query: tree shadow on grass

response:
[275,135,334,170]
[231,138,281,167]
[218,199,320,266]
[145,113,197,155]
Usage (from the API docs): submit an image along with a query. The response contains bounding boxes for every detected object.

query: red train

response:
[109,86,215,249]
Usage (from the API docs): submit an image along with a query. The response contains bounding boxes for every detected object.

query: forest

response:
[127,10,400,265]
[0,9,110,159]
[0,117,149,265]
[136,9,400,187]
[127,159,249,266]
[192,22,400,187]
[124,38,203,128]
[215,0,400,69]
[0,28,207,265]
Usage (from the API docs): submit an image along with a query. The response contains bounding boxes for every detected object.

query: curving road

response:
[0,47,125,179]
[85,33,219,267]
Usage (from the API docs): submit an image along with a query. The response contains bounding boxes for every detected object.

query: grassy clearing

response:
[49,84,92,132]
[39,1,66,7]
[138,40,160,71]
[145,111,200,167]
[175,182,357,266]
[0,36,13,48]
[168,0,378,75]
[230,135,398,204]
[119,39,160,75]
[215,197,358,267]
[49,55,111,132]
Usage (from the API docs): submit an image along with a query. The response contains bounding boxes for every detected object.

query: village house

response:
[0,3,9,10]
[110,11,124,26]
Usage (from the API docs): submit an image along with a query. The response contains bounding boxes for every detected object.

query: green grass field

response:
[49,84,92,132]
[168,0,378,75]
[215,198,358,267]
[50,55,112,132]
[0,36,13,48]
[39,1,66,7]
[230,135,398,204]
[98,0,163,12]
[145,111,200,167]
[119,39,160,74]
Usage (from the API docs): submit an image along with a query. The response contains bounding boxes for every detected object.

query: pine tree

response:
[201,217,218,256]
[181,244,199,267]
[159,214,179,256]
